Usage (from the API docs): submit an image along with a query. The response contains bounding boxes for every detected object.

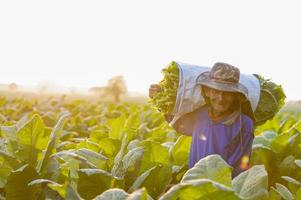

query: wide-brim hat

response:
[196,62,248,98]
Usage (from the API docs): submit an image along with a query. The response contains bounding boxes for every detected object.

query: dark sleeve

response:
[227,116,254,178]
[171,108,202,136]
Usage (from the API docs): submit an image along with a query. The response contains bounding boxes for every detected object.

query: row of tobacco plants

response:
[0,96,301,199]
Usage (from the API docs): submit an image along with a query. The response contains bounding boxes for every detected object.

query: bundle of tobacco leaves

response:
[253,74,286,125]
[150,61,179,114]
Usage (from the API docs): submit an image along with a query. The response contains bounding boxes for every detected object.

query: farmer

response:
[149,62,254,177]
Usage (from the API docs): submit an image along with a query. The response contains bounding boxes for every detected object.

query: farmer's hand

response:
[149,84,161,98]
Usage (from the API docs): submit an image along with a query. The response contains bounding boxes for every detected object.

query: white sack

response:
[170,62,261,125]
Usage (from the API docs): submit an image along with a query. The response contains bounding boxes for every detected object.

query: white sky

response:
[0,0,300,100]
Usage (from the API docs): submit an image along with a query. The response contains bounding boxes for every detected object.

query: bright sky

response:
[0,0,300,100]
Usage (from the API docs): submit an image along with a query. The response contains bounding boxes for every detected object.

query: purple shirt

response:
[173,106,254,177]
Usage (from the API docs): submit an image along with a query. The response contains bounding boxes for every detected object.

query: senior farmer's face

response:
[203,86,237,117]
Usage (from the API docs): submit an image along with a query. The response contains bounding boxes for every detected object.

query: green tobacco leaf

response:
[181,154,232,187]
[129,164,172,199]
[159,179,238,200]
[278,156,299,178]
[123,147,144,173]
[111,135,128,178]
[16,114,46,166]
[77,169,113,200]
[0,166,11,188]
[37,112,70,174]
[0,150,21,169]
[106,114,127,139]
[250,144,277,175]
[253,131,277,148]
[94,188,128,200]
[65,185,82,200]
[295,159,301,168]
[98,138,121,158]
[127,188,154,200]
[296,188,301,200]
[75,148,108,170]
[127,139,140,151]
[5,164,41,200]
[171,135,191,166]
[139,141,170,175]
[268,187,282,200]
[232,165,268,200]
[122,147,145,190]
[28,178,61,187]
[44,181,81,200]
[275,183,295,200]
[76,139,99,152]
[281,176,301,186]
[270,131,295,154]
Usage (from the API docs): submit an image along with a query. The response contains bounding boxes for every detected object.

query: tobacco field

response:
[0,96,301,200]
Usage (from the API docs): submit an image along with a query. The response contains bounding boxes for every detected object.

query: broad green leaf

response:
[181,154,232,187]
[57,141,77,151]
[16,114,46,166]
[75,148,108,170]
[295,159,301,168]
[275,183,295,200]
[65,185,82,200]
[127,139,140,151]
[111,135,128,178]
[159,179,238,200]
[270,131,295,154]
[5,164,41,200]
[122,147,145,190]
[127,188,154,200]
[37,112,70,174]
[139,141,170,174]
[0,166,10,188]
[281,176,301,186]
[253,131,277,149]
[94,188,128,200]
[77,169,113,200]
[281,176,301,193]
[37,176,81,200]
[0,150,21,169]
[129,164,172,199]
[171,135,191,166]
[253,136,270,148]
[28,178,61,187]
[278,156,299,178]
[250,144,277,175]
[98,138,121,158]
[1,114,29,140]
[268,187,282,200]
[76,138,99,152]
[232,165,268,200]
[106,114,126,139]
[53,150,96,170]
[123,147,144,172]
[296,188,301,200]
[1,125,17,140]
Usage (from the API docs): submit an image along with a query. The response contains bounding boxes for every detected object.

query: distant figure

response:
[149,62,254,178]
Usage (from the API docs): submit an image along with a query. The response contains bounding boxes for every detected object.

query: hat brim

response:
[196,72,248,97]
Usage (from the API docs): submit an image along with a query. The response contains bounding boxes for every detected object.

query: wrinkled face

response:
[203,86,237,116]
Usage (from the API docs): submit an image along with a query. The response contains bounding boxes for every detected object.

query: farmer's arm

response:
[227,117,254,178]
